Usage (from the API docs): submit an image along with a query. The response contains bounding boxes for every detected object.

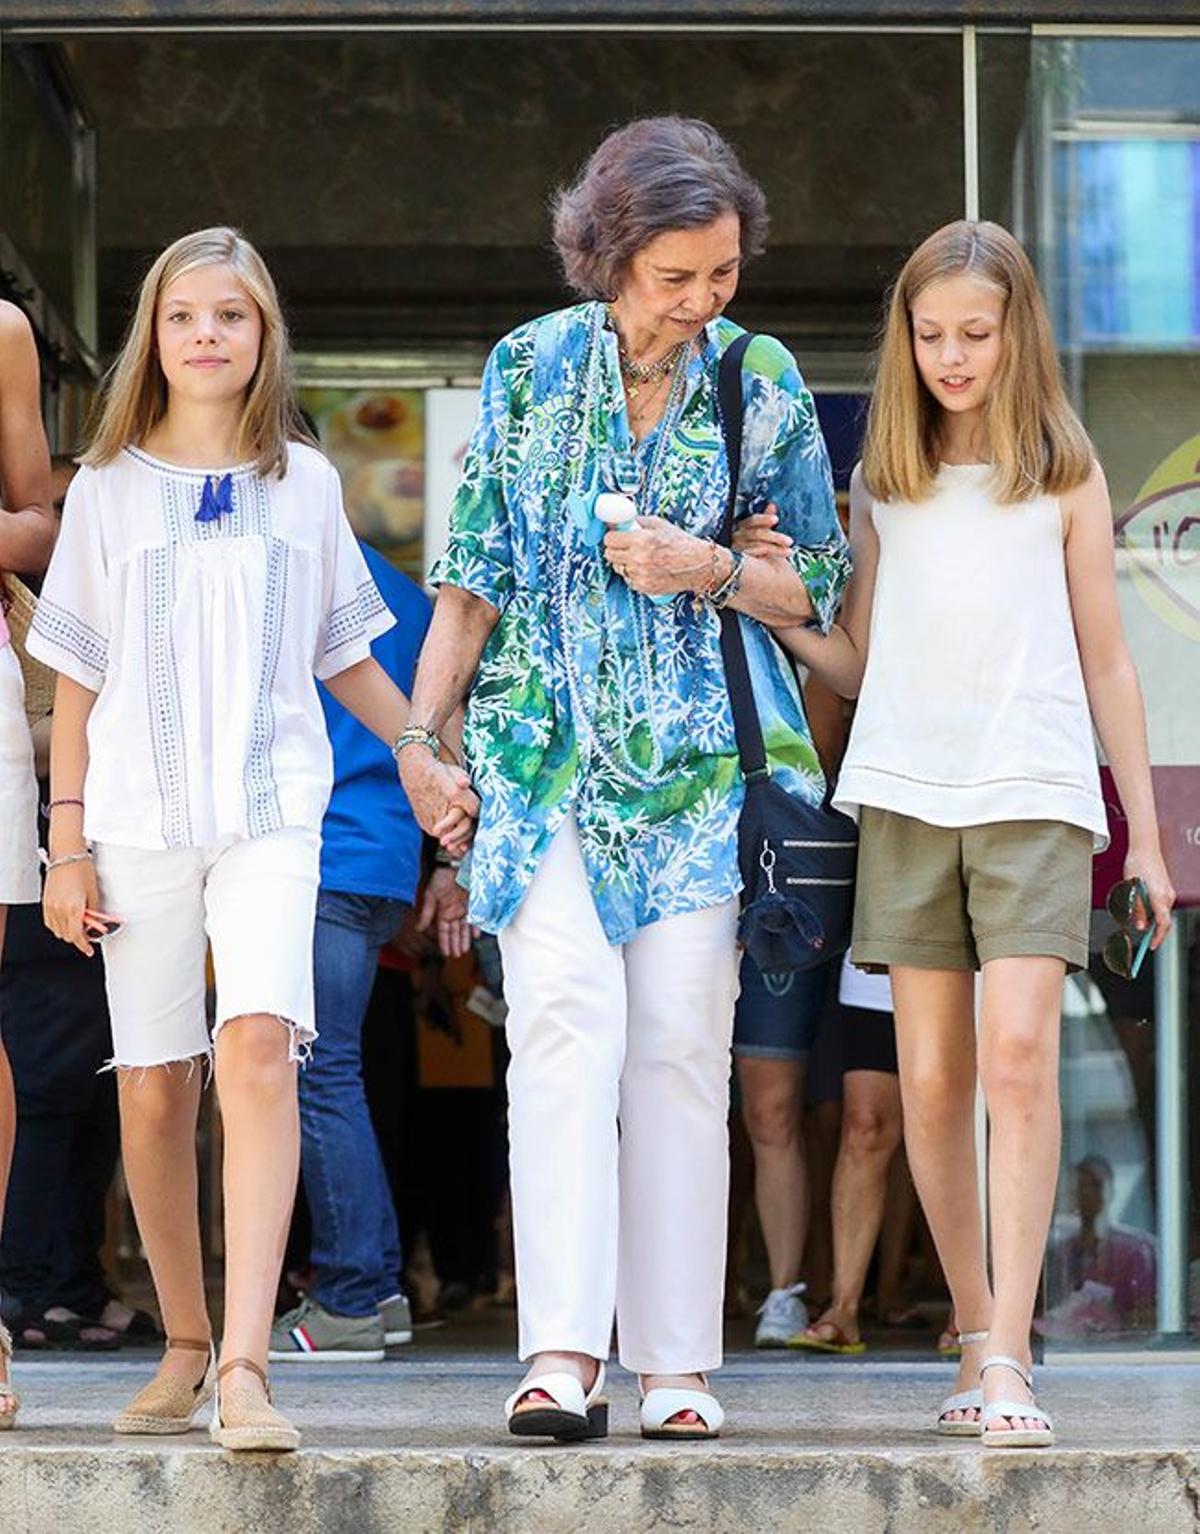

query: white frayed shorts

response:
[0,644,41,907]
[93,827,320,1071]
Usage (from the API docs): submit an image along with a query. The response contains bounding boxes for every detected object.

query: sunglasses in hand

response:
[1102,878,1153,980]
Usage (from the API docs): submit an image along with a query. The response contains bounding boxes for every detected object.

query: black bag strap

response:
[716,333,769,781]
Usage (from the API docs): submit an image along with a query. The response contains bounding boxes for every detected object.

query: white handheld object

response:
[594,492,673,605]
[594,492,639,532]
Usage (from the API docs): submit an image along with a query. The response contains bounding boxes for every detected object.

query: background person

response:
[0,299,56,1424]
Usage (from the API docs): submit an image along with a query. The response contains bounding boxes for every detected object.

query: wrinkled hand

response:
[732,503,792,560]
[603,516,710,598]
[418,865,476,960]
[1124,845,1175,949]
[43,857,108,957]
[398,751,480,857]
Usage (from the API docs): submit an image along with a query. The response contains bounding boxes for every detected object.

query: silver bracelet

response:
[392,725,440,762]
[39,848,94,873]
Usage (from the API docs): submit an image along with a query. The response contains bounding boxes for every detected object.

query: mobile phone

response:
[83,908,123,942]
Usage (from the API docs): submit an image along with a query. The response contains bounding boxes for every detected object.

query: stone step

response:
[2,1355,1196,1533]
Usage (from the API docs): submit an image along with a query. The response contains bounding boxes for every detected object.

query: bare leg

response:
[117,1059,210,1385]
[802,1098,842,1304]
[876,1147,918,1320]
[892,967,992,1420]
[809,1070,903,1345]
[736,1056,808,1290]
[213,1015,300,1407]
[977,956,1065,1434]
[0,904,14,1416]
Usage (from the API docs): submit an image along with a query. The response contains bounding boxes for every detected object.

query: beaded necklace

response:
[555,305,694,790]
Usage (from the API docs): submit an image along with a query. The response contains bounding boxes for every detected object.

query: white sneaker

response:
[754,1283,809,1348]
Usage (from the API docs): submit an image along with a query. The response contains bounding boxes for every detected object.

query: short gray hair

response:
[552,117,769,300]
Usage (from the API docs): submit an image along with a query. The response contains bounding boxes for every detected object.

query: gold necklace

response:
[608,308,689,400]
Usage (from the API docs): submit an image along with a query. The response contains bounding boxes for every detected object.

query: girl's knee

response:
[216,1014,300,1097]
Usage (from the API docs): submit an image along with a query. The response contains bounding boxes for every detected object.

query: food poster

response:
[299,388,426,578]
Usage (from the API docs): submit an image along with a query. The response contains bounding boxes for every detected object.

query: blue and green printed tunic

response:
[431,301,850,944]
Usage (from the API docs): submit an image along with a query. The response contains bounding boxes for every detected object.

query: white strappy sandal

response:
[505,1362,608,1441]
[935,1328,988,1437]
[640,1376,724,1441]
[979,1354,1055,1448]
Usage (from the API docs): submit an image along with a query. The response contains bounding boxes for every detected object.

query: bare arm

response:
[735,464,878,698]
[0,302,55,575]
[1064,461,1174,944]
[397,585,499,843]
[322,655,410,746]
[42,675,107,955]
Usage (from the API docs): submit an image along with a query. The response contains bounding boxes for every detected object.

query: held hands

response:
[1124,845,1176,949]
[603,516,713,598]
[732,504,792,561]
[398,750,480,858]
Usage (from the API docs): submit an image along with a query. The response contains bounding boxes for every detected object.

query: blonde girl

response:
[31,228,474,1452]
[736,220,1173,1446]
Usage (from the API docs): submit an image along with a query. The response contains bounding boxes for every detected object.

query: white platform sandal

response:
[979,1355,1055,1448]
[935,1328,988,1437]
[640,1376,724,1441]
[505,1362,607,1441]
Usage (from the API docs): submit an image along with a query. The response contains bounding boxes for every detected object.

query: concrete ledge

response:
[3,1442,1200,1534]
[4,1356,1198,1533]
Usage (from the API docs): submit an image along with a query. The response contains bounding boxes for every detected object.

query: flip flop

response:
[788,1321,866,1355]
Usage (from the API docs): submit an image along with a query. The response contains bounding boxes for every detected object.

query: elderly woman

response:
[399,116,849,1440]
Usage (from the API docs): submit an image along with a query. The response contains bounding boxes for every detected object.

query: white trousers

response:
[498,817,740,1374]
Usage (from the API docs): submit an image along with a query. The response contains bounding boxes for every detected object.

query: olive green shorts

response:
[851,808,1093,974]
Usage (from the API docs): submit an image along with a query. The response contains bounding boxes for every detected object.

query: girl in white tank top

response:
[734,222,1173,1450]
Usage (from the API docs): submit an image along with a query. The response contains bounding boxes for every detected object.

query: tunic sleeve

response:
[313,464,396,681]
[27,469,110,692]
[427,338,516,614]
[738,336,851,635]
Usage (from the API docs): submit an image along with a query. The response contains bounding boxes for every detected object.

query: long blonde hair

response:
[83,227,314,477]
[862,220,1093,505]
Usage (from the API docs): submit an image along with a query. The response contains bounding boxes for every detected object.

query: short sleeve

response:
[738,336,851,634]
[27,468,110,692]
[314,465,396,681]
[428,338,516,614]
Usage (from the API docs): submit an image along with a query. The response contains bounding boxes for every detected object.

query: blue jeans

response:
[300,889,409,1317]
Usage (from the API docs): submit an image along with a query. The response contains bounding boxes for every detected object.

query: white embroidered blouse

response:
[29,442,394,850]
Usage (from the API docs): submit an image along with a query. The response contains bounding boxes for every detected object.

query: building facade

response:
[1,2,1196,1350]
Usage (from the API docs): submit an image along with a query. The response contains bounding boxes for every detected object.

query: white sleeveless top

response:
[833,463,1108,849]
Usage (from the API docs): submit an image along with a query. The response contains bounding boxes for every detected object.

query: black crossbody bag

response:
[715,333,858,975]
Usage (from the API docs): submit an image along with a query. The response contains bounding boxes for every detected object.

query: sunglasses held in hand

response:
[1102,878,1153,980]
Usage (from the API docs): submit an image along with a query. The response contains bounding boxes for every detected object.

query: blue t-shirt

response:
[319,541,432,901]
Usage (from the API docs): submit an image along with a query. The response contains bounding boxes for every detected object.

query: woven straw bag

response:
[4,576,56,725]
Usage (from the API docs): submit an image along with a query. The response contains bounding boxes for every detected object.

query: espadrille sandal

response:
[979,1355,1055,1448]
[0,1319,20,1429]
[935,1328,989,1437]
[113,1336,214,1435]
[210,1357,299,1453]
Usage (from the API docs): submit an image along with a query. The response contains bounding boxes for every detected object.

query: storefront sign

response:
[424,388,481,586]
[1103,434,1200,904]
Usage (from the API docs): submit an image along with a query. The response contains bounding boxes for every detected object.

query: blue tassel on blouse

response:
[195,472,234,523]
